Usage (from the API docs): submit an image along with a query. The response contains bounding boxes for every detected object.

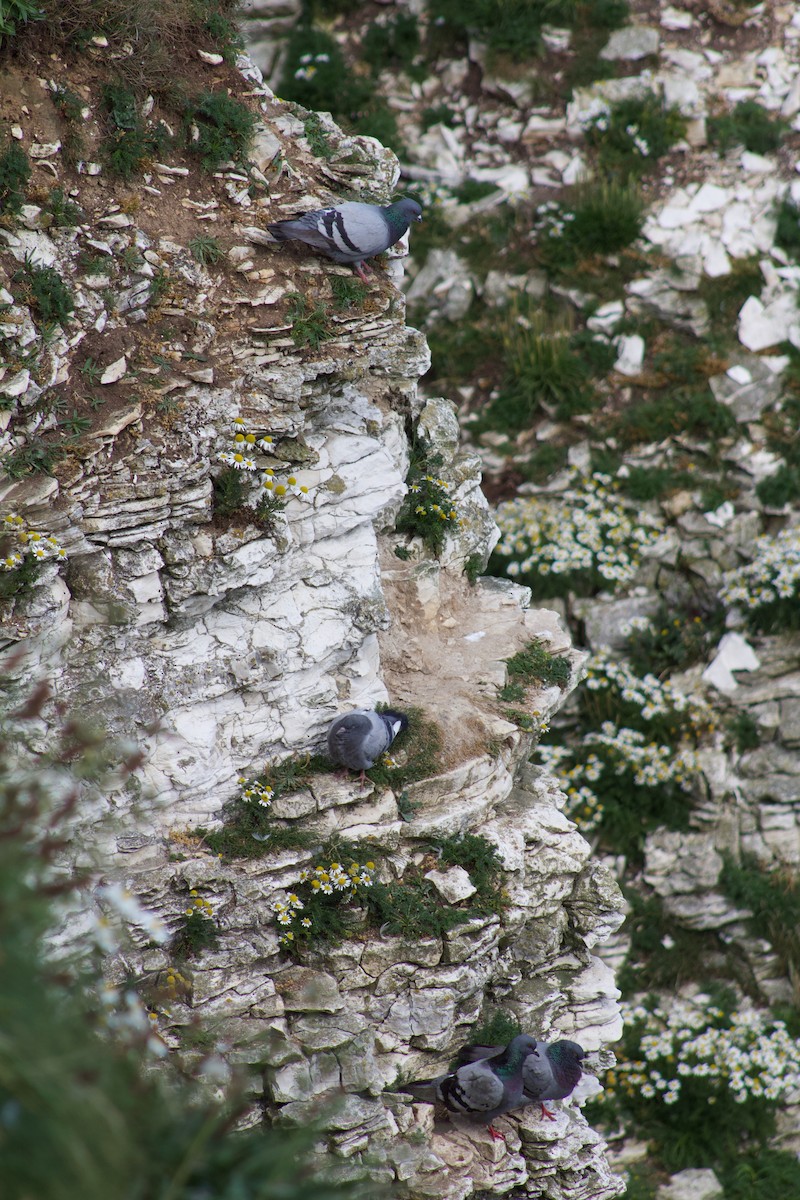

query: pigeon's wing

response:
[521,1047,556,1101]
[327,711,388,769]
[270,203,390,262]
[440,1060,506,1116]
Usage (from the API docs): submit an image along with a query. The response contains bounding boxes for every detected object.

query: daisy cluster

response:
[395,468,461,555]
[95,882,169,949]
[532,199,577,241]
[494,473,662,593]
[409,475,459,526]
[218,417,311,503]
[611,997,800,1109]
[539,724,697,832]
[584,650,711,733]
[1,512,67,571]
[238,775,274,809]
[294,51,330,82]
[274,859,376,948]
[98,984,168,1058]
[184,889,214,920]
[720,527,800,618]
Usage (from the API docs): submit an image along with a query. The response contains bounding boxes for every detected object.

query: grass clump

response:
[708,100,787,156]
[0,0,41,48]
[584,94,687,178]
[362,13,421,76]
[533,181,645,274]
[484,311,594,432]
[436,832,507,915]
[330,275,368,310]
[0,141,30,215]
[43,186,82,227]
[1,439,67,481]
[12,258,73,326]
[775,197,800,263]
[624,602,726,676]
[189,234,224,266]
[286,293,332,349]
[187,91,255,170]
[468,1010,521,1048]
[301,112,335,159]
[364,705,442,791]
[720,853,800,981]
[725,710,760,755]
[505,639,571,688]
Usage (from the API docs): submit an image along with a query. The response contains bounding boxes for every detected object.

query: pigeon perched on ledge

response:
[326,708,409,779]
[403,1033,541,1139]
[455,1037,587,1121]
[267,197,422,281]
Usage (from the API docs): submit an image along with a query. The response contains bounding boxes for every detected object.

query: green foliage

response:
[624,602,726,676]
[100,84,170,179]
[187,92,256,170]
[170,906,219,960]
[708,100,787,155]
[722,1150,800,1200]
[585,94,687,177]
[618,465,695,502]
[617,889,739,996]
[149,268,171,303]
[421,104,457,131]
[362,14,421,76]
[427,0,608,62]
[775,196,800,262]
[44,186,82,227]
[436,832,507,915]
[451,180,500,205]
[610,388,736,449]
[302,112,335,159]
[0,0,41,47]
[505,639,571,688]
[0,141,30,215]
[534,182,645,274]
[213,466,249,518]
[330,275,368,310]
[520,442,569,484]
[1,438,67,480]
[254,491,287,533]
[719,853,800,982]
[0,551,40,601]
[756,462,800,508]
[12,258,73,326]
[468,1009,521,1048]
[50,84,83,123]
[189,234,224,265]
[463,553,482,585]
[287,293,332,349]
[697,255,763,345]
[366,876,470,939]
[486,312,594,432]
[725,710,760,754]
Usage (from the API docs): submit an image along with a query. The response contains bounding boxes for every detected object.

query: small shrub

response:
[1,439,67,480]
[720,853,800,980]
[12,258,73,326]
[149,268,171,303]
[187,92,255,170]
[583,94,687,177]
[0,0,41,48]
[611,390,736,449]
[189,234,224,266]
[301,113,335,159]
[725,711,760,755]
[286,293,331,349]
[436,832,507,915]
[756,463,800,509]
[0,141,30,215]
[362,705,442,791]
[533,182,645,272]
[708,100,787,156]
[421,104,457,131]
[468,1010,521,1048]
[213,466,248,517]
[618,465,695,502]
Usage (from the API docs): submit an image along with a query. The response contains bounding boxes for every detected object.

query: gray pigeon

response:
[403,1034,545,1139]
[327,708,409,779]
[267,198,422,281]
[455,1037,586,1120]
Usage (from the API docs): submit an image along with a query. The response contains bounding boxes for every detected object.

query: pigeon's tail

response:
[267,221,294,241]
[402,1079,440,1103]
[381,709,409,740]
[455,1044,503,1066]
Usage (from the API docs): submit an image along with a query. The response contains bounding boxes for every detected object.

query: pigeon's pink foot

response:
[353,261,371,282]
[488,1125,506,1142]
[540,1104,557,1121]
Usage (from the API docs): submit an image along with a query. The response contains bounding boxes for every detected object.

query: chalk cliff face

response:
[0,51,623,1199]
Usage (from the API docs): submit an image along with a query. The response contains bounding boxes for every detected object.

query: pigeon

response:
[326,708,409,780]
[454,1037,587,1121]
[267,197,422,281]
[402,1033,545,1139]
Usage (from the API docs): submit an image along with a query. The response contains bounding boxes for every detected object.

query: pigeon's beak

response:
[415,214,422,221]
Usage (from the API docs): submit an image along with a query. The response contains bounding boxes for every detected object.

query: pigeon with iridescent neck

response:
[403,1034,548,1139]
[267,197,422,281]
[455,1037,587,1120]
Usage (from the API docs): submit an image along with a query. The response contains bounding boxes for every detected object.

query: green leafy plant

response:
[362,13,421,76]
[1,438,67,480]
[330,276,368,311]
[302,112,335,159]
[505,639,571,688]
[286,293,331,349]
[394,462,460,556]
[584,94,687,177]
[436,832,507,915]
[775,197,800,263]
[719,526,800,634]
[44,186,82,227]
[720,854,800,982]
[533,181,645,272]
[0,0,41,48]
[624,602,726,676]
[0,141,30,214]
[708,100,787,156]
[170,889,220,959]
[189,234,224,265]
[186,92,255,170]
